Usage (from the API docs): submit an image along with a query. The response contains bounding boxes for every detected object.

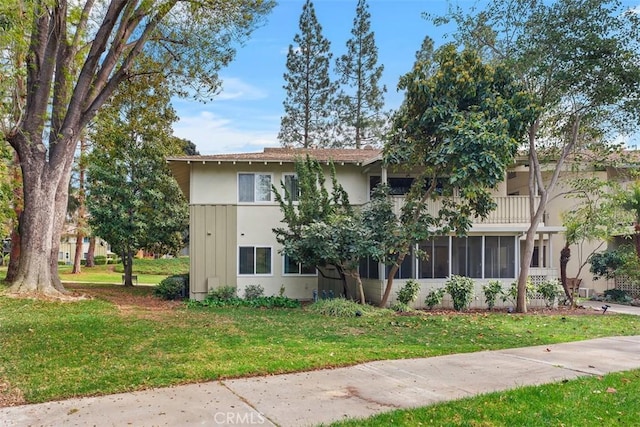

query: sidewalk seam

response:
[218,380,278,427]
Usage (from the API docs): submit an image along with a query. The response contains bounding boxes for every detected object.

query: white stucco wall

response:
[189,160,378,299]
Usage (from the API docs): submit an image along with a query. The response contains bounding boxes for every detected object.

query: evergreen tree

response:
[335,0,386,148]
[279,0,337,148]
[87,60,188,287]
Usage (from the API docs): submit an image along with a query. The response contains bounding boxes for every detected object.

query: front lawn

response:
[332,369,640,426]
[55,257,188,285]
[0,284,638,406]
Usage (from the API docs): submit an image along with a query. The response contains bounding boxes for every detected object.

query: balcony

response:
[390,195,541,225]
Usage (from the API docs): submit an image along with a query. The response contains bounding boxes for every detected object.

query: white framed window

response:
[283,254,316,275]
[283,173,300,202]
[238,173,272,203]
[239,246,272,275]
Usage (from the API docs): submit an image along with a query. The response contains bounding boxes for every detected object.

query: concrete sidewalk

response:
[580,300,640,316]
[1,336,639,427]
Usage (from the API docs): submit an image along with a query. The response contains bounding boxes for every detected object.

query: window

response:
[485,236,515,278]
[239,246,272,275]
[283,254,316,275]
[370,176,446,196]
[386,247,414,279]
[530,246,547,268]
[419,236,450,278]
[451,236,483,278]
[239,173,272,202]
[83,237,90,243]
[359,256,380,279]
[283,174,300,202]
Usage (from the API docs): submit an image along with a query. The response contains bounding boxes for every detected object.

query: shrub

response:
[306,298,391,317]
[445,275,474,311]
[207,285,237,302]
[94,255,107,265]
[536,279,562,308]
[154,275,188,300]
[483,280,503,310]
[424,288,445,309]
[243,296,301,309]
[502,280,535,306]
[243,284,265,300]
[188,287,300,309]
[391,302,411,313]
[604,289,633,304]
[396,279,421,305]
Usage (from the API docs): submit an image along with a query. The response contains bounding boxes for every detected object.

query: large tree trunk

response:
[122,249,135,287]
[85,236,96,267]
[7,134,73,297]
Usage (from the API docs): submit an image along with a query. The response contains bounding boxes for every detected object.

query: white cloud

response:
[216,77,268,101]
[173,111,279,155]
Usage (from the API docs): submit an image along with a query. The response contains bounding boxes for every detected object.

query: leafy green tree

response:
[279,0,337,148]
[560,177,632,304]
[621,182,640,259]
[273,157,352,296]
[380,44,534,307]
[334,0,386,148]
[436,0,640,312]
[0,0,274,297]
[273,157,391,303]
[87,64,188,287]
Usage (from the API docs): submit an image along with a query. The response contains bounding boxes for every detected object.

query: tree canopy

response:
[273,157,389,303]
[0,0,274,296]
[87,65,188,286]
[334,0,386,148]
[279,0,337,148]
[434,0,640,312]
[379,43,535,306]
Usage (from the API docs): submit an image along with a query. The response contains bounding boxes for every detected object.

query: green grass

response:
[0,284,639,405]
[55,257,189,285]
[332,370,640,426]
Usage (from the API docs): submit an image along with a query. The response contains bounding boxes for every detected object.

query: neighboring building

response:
[59,226,112,265]
[168,147,628,308]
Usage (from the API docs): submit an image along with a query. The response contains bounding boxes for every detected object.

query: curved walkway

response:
[2,335,640,426]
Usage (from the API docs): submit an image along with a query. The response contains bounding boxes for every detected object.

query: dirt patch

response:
[0,378,25,408]
[66,284,184,313]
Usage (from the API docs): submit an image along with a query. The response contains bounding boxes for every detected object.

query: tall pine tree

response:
[334,0,386,148]
[279,0,337,148]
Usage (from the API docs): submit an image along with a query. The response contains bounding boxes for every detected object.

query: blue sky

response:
[172,0,640,155]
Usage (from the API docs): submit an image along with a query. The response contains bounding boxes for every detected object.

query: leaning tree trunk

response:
[379,252,406,307]
[5,155,23,283]
[559,244,573,306]
[72,229,84,274]
[5,219,21,283]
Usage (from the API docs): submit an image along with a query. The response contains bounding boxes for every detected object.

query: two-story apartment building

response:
[168,146,613,308]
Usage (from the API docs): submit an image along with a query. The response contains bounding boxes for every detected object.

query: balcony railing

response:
[390,195,541,225]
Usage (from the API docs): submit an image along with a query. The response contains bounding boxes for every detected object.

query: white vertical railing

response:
[390,196,541,224]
